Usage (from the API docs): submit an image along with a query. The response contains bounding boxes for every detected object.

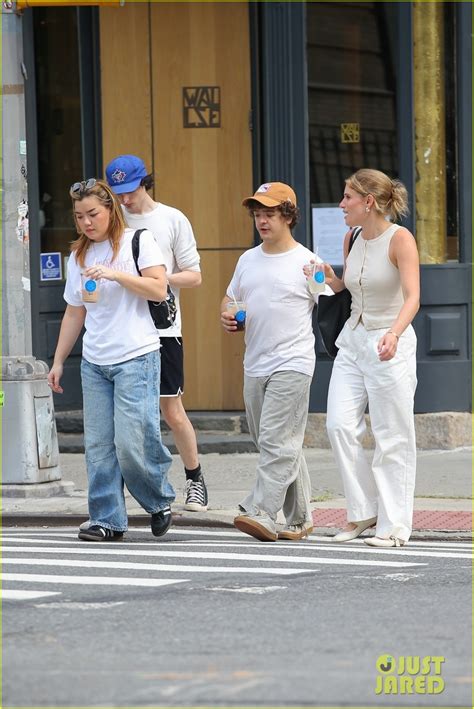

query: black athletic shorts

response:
[160,336,184,396]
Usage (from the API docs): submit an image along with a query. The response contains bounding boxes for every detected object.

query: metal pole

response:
[413,1,447,264]
[2,2,32,355]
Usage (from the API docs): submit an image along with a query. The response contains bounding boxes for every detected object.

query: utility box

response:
[1,356,61,484]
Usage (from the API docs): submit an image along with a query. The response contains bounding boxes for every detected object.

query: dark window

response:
[33,7,83,277]
[307,1,398,205]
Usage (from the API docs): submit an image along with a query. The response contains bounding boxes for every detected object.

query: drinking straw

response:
[229,286,238,306]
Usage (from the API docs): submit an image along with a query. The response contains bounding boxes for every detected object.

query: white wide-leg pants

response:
[326,322,417,541]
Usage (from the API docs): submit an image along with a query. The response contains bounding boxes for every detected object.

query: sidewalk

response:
[2,448,472,540]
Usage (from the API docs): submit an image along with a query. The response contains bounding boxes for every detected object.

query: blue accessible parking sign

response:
[40,252,62,281]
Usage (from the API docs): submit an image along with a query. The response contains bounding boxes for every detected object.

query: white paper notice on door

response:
[311,205,348,265]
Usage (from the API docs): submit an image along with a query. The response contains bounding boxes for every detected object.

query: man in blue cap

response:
[105,154,208,513]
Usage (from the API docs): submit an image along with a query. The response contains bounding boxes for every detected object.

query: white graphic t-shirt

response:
[64,228,165,365]
[227,243,331,377]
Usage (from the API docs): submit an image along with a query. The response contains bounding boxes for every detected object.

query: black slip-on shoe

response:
[151,506,172,537]
[78,525,124,542]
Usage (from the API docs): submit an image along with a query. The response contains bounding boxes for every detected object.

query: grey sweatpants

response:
[239,370,313,525]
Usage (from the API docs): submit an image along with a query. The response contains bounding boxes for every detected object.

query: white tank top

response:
[344,223,404,330]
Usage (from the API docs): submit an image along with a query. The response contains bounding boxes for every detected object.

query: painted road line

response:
[114,540,471,560]
[1,590,62,601]
[2,558,308,575]
[2,536,468,559]
[0,546,424,568]
[3,531,472,550]
[1,573,188,588]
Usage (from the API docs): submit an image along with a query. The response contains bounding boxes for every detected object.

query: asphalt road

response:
[3,526,472,708]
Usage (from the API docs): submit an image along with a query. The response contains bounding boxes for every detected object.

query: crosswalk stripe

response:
[2,558,307,575]
[2,532,471,551]
[305,544,472,559]
[1,573,187,588]
[394,539,473,549]
[2,590,62,600]
[0,546,423,567]
[120,540,469,560]
[1,536,467,559]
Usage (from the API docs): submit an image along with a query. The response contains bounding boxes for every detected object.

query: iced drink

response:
[307,264,326,294]
[82,274,99,303]
[226,301,246,331]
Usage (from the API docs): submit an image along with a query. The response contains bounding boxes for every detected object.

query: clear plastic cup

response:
[307,263,326,294]
[226,301,246,331]
[81,273,100,303]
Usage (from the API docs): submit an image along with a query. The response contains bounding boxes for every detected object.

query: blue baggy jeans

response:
[81,350,175,531]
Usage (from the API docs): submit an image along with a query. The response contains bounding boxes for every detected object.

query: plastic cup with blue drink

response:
[307,261,326,295]
[226,300,247,331]
[81,272,100,303]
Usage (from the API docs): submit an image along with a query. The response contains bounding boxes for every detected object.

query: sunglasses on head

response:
[70,178,97,196]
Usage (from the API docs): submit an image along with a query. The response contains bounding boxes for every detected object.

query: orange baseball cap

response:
[242,182,297,208]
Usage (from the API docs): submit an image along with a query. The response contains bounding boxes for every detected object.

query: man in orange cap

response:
[220,182,330,542]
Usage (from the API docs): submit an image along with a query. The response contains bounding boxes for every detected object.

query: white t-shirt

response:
[227,243,331,377]
[124,203,201,338]
[64,228,165,365]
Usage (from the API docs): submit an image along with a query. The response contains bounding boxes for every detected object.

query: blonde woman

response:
[310,169,420,547]
[48,179,175,541]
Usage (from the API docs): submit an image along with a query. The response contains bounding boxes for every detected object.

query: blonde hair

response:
[346,168,409,222]
[70,179,126,267]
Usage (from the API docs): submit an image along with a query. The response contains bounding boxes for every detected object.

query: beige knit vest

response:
[344,223,403,330]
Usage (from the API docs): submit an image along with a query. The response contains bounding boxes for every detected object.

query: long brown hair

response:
[70,179,126,267]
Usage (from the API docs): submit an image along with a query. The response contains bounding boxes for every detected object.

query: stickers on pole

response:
[16,200,29,243]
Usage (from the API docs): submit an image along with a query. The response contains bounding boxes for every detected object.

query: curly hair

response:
[245,199,300,230]
[141,174,154,191]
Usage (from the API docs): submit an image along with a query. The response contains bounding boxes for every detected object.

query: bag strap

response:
[131,229,147,276]
[348,226,362,253]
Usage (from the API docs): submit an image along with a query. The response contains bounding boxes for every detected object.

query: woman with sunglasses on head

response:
[309,169,420,548]
[48,178,175,542]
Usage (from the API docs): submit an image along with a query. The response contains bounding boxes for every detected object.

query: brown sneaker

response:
[277,522,314,541]
[234,513,277,542]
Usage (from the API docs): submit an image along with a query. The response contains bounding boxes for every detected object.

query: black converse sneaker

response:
[184,474,208,512]
[151,505,173,537]
[78,525,124,542]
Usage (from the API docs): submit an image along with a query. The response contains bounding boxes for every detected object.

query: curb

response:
[0,513,234,529]
[1,513,472,541]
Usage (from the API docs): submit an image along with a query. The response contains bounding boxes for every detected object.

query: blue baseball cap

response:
[105,154,147,194]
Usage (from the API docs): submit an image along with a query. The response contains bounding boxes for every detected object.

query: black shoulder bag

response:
[131,229,177,330]
[316,226,362,358]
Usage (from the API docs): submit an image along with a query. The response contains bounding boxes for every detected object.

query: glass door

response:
[34,7,84,274]
[25,5,101,410]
